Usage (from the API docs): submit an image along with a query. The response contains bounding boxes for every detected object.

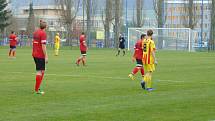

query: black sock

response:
[116,50,120,56]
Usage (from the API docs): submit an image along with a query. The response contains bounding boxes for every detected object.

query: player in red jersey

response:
[9,31,18,58]
[76,32,87,66]
[32,21,48,95]
[128,34,146,89]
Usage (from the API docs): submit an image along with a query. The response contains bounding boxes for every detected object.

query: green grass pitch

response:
[0,47,215,121]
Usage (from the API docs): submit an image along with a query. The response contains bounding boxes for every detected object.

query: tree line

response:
[0,0,215,50]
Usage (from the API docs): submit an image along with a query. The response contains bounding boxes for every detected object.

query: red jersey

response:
[80,35,87,51]
[133,40,143,60]
[9,34,17,46]
[32,29,47,58]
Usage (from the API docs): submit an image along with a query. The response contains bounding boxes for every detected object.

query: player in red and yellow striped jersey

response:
[142,29,157,91]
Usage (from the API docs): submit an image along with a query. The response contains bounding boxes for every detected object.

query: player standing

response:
[128,34,146,89]
[32,21,48,95]
[116,34,126,56]
[76,32,87,66]
[9,31,18,58]
[142,29,157,91]
[54,33,60,56]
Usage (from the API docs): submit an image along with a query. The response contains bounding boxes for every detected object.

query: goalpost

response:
[128,28,193,52]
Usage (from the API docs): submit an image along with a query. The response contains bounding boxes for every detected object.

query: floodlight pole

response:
[82,0,85,32]
[126,0,128,50]
[201,0,204,48]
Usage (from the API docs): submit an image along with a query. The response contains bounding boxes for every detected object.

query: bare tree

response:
[55,0,81,46]
[26,2,35,38]
[132,4,136,26]
[136,0,144,27]
[83,0,98,47]
[86,0,91,46]
[90,0,99,31]
[86,0,92,46]
[153,0,167,49]
[102,0,114,48]
[181,0,197,29]
[114,0,121,48]
[153,0,166,28]
[6,16,19,34]
[0,0,10,32]
[209,0,215,50]
[119,0,124,29]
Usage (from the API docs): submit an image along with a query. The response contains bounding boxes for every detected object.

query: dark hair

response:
[81,32,85,35]
[141,34,146,39]
[11,31,14,34]
[40,21,47,29]
[147,29,153,36]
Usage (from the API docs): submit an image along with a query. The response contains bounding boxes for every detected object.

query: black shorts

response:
[119,44,125,49]
[81,51,87,56]
[10,46,16,49]
[33,57,45,71]
[136,59,143,67]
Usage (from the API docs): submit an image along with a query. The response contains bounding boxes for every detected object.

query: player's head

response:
[141,34,146,39]
[81,32,85,35]
[11,31,15,34]
[40,20,47,30]
[147,29,153,36]
[56,33,59,36]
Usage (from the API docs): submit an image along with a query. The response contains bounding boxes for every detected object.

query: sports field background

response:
[0,47,215,121]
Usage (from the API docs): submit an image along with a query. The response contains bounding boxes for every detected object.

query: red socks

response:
[77,58,86,66]
[35,74,42,92]
[132,67,139,75]
[76,58,81,64]
[140,67,144,76]
[132,67,144,76]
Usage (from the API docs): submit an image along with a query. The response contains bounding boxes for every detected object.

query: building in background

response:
[7,0,212,49]
[7,0,106,46]
[164,0,212,47]
[15,5,63,32]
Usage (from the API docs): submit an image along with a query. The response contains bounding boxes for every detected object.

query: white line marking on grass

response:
[156,80,186,83]
[0,71,190,83]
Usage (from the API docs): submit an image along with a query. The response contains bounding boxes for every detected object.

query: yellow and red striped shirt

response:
[142,38,156,64]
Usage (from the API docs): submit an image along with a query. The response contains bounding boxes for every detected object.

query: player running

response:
[142,29,157,91]
[76,32,87,66]
[128,34,146,89]
[9,31,18,58]
[54,33,60,56]
[32,20,48,95]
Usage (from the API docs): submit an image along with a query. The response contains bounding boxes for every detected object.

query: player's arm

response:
[151,42,157,64]
[41,34,48,63]
[83,40,87,47]
[132,44,137,62]
[15,36,18,44]
[42,44,48,64]
[54,36,57,44]
[152,50,157,64]
[123,37,126,43]
[57,36,60,42]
